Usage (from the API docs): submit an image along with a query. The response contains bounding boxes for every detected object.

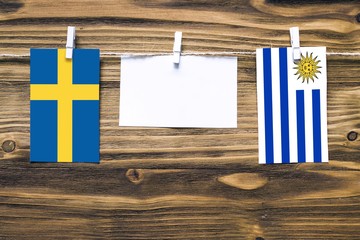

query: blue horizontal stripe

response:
[296,90,306,163]
[279,48,290,164]
[263,48,274,164]
[312,90,322,163]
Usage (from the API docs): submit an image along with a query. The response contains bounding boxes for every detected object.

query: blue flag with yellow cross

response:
[30,49,100,163]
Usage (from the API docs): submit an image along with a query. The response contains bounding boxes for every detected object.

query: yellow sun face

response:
[294,52,322,83]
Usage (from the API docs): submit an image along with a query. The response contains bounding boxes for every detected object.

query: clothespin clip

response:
[66,26,76,59]
[290,27,301,62]
[173,31,182,64]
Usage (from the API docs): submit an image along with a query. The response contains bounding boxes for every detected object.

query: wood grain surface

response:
[0,0,360,239]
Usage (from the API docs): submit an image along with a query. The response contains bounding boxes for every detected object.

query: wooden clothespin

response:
[66,26,76,59]
[173,31,182,64]
[290,27,301,62]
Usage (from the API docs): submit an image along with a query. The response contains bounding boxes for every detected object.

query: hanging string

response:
[102,51,257,57]
[0,51,359,58]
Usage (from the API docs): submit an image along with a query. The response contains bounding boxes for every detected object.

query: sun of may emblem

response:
[294,52,322,83]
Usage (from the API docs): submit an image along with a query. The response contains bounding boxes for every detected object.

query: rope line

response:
[1,51,359,58]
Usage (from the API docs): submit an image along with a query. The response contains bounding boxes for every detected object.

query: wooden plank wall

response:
[0,0,359,239]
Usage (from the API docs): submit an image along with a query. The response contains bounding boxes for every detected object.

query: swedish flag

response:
[30,49,100,163]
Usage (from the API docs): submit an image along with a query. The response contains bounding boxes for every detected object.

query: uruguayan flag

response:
[257,47,328,164]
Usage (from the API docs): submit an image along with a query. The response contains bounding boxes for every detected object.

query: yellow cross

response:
[30,49,99,162]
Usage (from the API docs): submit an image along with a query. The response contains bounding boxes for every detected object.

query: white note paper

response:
[119,56,237,128]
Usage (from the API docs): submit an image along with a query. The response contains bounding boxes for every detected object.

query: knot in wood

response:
[356,13,360,23]
[256,237,265,240]
[0,0,24,14]
[347,131,358,141]
[125,169,144,184]
[2,140,16,153]
[218,173,268,190]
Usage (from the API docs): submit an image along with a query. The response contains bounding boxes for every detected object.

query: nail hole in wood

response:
[125,169,144,185]
[347,131,358,141]
[2,140,16,153]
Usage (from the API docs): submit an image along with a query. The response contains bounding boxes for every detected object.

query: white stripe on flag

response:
[320,89,329,162]
[256,49,266,164]
[304,89,314,163]
[271,48,282,164]
[321,48,328,163]
[287,48,298,163]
